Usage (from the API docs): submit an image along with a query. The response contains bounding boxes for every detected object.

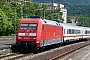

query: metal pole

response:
[52,0,54,10]
[14,9,16,33]
[21,1,23,19]
[51,0,54,20]
[58,13,59,20]
[43,10,45,19]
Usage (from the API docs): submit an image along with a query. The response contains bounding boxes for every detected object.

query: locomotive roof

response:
[43,19,60,26]
[22,18,42,20]
[21,18,60,26]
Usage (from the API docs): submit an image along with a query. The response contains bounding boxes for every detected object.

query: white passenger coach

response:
[60,23,90,42]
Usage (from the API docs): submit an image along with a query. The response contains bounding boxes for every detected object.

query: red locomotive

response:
[12,17,63,52]
[11,17,90,52]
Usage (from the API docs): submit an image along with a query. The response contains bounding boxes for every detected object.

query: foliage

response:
[33,0,90,6]
[1,0,90,36]
[33,0,90,17]
[0,1,19,36]
[67,16,72,23]
[67,5,90,17]
[0,9,8,36]
[76,16,90,27]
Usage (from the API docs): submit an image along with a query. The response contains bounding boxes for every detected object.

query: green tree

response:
[77,16,90,27]
[0,9,8,36]
[67,16,72,23]
[0,1,19,35]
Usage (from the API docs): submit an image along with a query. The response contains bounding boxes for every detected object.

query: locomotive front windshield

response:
[20,24,37,30]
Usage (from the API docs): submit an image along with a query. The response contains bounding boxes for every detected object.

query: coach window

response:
[74,30,77,34]
[67,29,71,34]
[88,31,90,34]
[64,29,65,34]
[72,29,74,34]
[69,29,71,34]
[89,31,90,34]
[78,30,80,34]
[85,30,87,34]
[87,31,90,34]
[74,30,80,34]
[67,29,69,34]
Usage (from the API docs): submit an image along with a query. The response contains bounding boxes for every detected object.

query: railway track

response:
[0,41,90,60]
[15,41,90,60]
[0,53,33,60]
[49,41,90,60]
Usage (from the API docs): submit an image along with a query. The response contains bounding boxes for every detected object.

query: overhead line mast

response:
[51,0,54,20]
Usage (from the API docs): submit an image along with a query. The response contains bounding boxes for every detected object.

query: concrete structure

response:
[60,8,67,23]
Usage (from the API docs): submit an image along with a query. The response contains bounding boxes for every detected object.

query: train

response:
[11,17,90,52]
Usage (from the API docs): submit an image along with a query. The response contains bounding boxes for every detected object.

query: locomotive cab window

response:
[28,24,37,30]
[20,24,28,29]
[20,23,37,30]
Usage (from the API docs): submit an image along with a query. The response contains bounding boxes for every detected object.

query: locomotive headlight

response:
[32,38,36,40]
[18,37,22,39]
[18,33,25,36]
[29,33,36,36]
